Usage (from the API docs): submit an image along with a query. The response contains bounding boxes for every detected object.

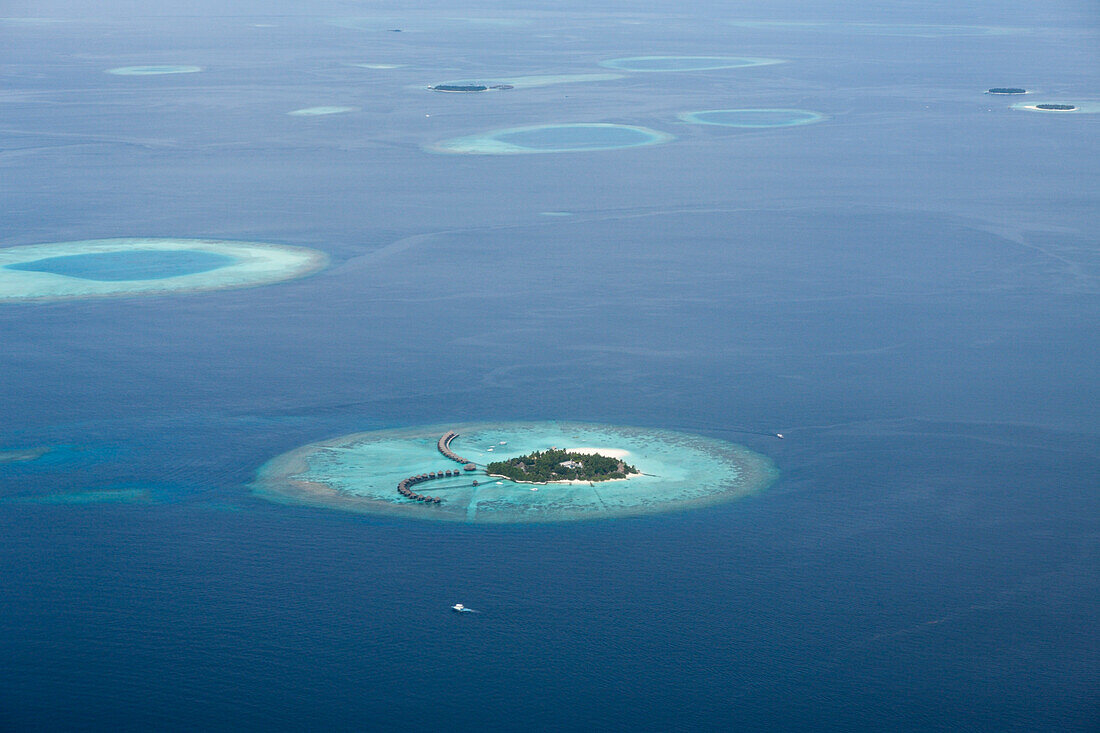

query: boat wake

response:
[452,603,481,613]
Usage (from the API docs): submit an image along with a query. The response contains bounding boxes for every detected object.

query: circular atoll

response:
[0,238,326,302]
[1013,101,1099,114]
[987,87,1027,95]
[430,123,673,154]
[679,108,824,128]
[106,65,203,76]
[253,421,778,523]
[598,56,783,72]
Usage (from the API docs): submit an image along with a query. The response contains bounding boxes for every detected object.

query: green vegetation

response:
[987,87,1026,94]
[1035,103,1075,110]
[432,84,488,92]
[487,449,640,483]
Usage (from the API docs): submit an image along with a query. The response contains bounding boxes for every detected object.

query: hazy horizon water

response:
[0,2,1097,730]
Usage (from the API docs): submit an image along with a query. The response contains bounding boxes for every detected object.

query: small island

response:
[487,449,640,483]
[433,84,488,92]
[430,83,514,93]
[1035,103,1076,111]
[988,87,1026,94]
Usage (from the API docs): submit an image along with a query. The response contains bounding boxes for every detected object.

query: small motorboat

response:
[452,603,467,612]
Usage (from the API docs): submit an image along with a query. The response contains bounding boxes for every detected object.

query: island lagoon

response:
[255,422,776,522]
[0,238,326,301]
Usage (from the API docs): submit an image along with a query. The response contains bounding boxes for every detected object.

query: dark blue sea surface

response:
[1,1,1097,730]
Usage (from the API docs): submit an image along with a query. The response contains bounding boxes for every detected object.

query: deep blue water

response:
[1,2,1098,731]
[5,250,236,281]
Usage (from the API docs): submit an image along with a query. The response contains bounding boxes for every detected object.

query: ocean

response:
[1,2,1097,730]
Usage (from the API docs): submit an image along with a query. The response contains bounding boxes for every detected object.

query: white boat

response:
[452,603,466,612]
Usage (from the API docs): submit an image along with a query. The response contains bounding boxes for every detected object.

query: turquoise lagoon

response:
[0,238,326,302]
[599,56,783,72]
[106,65,203,75]
[6,250,235,281]
[679,108,825,128]
[431,123,672,154]
[253,422,777,523]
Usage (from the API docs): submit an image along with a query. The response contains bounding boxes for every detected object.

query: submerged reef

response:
[0,446,50,464]
[427,74,620,91]
[106,65,202,75]
[430,123,673,154]
[253,421,777,523]
[599,56,783,72]
[679,108,824,128]
[287,106,357,116]
[0,238,326,302]
[5,487,155,505]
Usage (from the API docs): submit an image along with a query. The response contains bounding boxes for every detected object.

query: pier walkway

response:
[438,431,478,472]
[396,431,481,505]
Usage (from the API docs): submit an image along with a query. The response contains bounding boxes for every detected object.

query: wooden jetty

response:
[395,430,486,506]
[438,431,477,470]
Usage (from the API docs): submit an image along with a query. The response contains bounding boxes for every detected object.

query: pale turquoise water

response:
[6,250,236,281]
[255,421,777,523]
[431,123,672,154]
[599,55,783,72]
[679,108,825,128]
